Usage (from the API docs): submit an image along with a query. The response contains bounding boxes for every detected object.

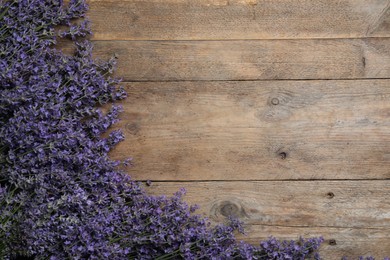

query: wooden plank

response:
[111,79,390,181]
[88,0,390,40]
[145,181,390,228]
[236,226,390,259]
[144,181,390,259]
[91,38,390,81]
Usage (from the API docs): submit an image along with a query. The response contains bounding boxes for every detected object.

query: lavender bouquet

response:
[0,0,327,259]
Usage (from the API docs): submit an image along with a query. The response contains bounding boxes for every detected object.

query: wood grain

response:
[237,226,390,259]
[91,38,390,81]
[89,1,390,257]
[145,181,390,258]
[88,0,390,40]
[146,181,390,227]
[111,80,390,181]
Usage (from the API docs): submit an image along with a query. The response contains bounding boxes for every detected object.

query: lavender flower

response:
[0,0,336,259]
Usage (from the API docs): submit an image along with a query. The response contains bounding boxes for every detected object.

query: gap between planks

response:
[138,179,390,183]
[116,78,390,83]
[90,37,390,42]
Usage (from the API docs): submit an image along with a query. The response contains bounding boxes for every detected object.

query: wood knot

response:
[212,201,248,219]
[329,239,337,246]
[220,202,240,217]
[125,123,140,135]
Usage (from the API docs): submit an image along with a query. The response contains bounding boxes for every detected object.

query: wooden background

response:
[89,0,390,258]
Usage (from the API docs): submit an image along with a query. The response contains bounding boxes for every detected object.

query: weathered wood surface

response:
[241,226,390,259]
[146,181,390,227]
[111,80,390,181]
[91,38,390,81]
[89,0,390,40]
[145,181,390,258]
[90,0,390,257]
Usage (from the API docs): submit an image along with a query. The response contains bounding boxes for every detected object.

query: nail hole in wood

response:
[326,192,335,199]
[279,152,287,160]
[271,98,280,105]
[329,239,337,246]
